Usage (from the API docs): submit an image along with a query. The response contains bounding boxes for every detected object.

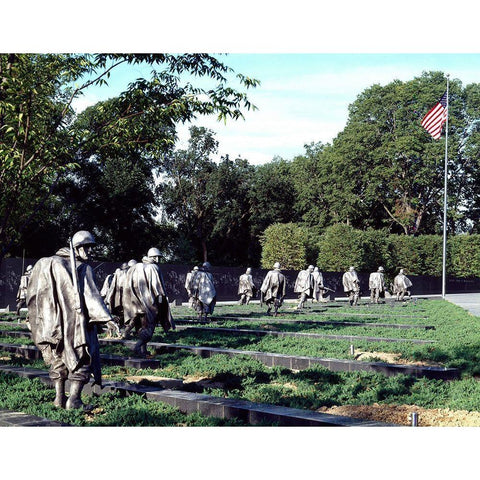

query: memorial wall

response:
[1,258,479,309]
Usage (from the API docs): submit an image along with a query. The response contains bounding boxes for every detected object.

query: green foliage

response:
[260,222,309,270]
[313,224,480,277]
[448,234,480,277]
[316,224,364,271]
[0,372,246,426]
[289,72,480,238]
[5,298,480,420]
[0,54,259,264]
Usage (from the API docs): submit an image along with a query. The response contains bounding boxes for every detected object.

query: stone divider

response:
[0,337,458,380]
[0,365,395,427]
[174,325,436,344]
[0,408,67,426]
[97,339,458,380]
[0,325,436,345]
[177,317,436,330]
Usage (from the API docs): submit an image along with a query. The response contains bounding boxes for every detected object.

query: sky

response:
[72,53,480,165]
[4,0,476,167]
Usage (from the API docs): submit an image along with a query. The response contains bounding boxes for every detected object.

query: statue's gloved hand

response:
[106,320,121,337]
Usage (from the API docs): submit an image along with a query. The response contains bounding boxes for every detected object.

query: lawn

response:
[1,297,480,425]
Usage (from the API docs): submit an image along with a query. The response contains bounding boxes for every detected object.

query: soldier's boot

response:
[133,338,147,357]
[266,306,272,316]
[53,379,67,408]
[66,380,89,410]
[121,323,134,340]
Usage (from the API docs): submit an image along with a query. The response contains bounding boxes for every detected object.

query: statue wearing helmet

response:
[16,264,33,316]
[393,268,413,301]
[185,266,199,308]
[238,267,256,305]
[294,265,315,310]
[369,266,386,304]
[26,230,114,410]
[260,262,286,316]
[342,266,360,306]
[122,247,175,356]
[189,262,216,321]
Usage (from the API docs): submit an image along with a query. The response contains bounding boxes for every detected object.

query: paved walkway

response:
[445,293,480,317]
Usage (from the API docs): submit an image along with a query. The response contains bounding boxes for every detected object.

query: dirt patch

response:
[318,403,480,426]
[125,374,226,390]
[354,350,443,367]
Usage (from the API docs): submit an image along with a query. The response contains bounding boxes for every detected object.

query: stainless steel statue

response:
[104,262,130,331]
[342,266,360,306]
[260,262,286,316]
[26,231,114,410]
[185,266,199,308]
[189,262,216,321]
[393,268,413,301]
[238,267,256,305]
[122,248,175,356]
[369,266,385,304]
[294,265,315,310]
[312,266,326,303]
[16,264,33,315]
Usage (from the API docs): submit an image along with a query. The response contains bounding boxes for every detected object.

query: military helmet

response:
[378,266,384,272]
[273,262,281,269]
[202,262,211,270]
[128,259,138,267]
[147,247,161,258]
[26,265,33,272]
[246,267,252,274]
[72,230,96,248]
[193,266,199,271]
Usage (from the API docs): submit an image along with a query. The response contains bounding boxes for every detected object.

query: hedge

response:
[260,223,480,277]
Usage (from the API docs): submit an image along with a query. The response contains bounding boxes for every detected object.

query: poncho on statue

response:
[26,247,112,386]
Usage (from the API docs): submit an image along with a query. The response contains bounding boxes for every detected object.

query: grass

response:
[2,297,480,424]
[0,371,251,426]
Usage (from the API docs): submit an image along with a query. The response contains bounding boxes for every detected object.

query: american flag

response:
[421,92,448,140]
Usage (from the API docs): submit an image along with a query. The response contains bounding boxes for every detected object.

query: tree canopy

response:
[0,53,259,265]
[3,62,480,274]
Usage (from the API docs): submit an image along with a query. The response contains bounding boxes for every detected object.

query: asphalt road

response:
[445,293,480,317]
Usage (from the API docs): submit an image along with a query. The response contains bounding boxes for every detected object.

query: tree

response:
[330,72,476,235]
[260,223,309,270]
[207,155,255,265]
[0,53,259,265]
[247,158,297,261]
[158,126,219,263]
[290,72,480,236]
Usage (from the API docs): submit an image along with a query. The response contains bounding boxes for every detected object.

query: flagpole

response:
[442,75,450,299]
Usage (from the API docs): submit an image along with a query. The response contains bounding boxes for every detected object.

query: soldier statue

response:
[26,231,115,410]
[260,262,286,316]
[369,266,386,304]
[342,266,360,306]
[393,268,413,301]
[238,267,256,305]
[16,264,33,316]
[294,265,315,310]
[312,266,326,303]
[103,262,130,334]
[189,262,217,321]
[185,266,199,308]
[122,248,175,356]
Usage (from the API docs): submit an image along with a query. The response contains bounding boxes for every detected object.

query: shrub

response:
[260,223,309,270]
